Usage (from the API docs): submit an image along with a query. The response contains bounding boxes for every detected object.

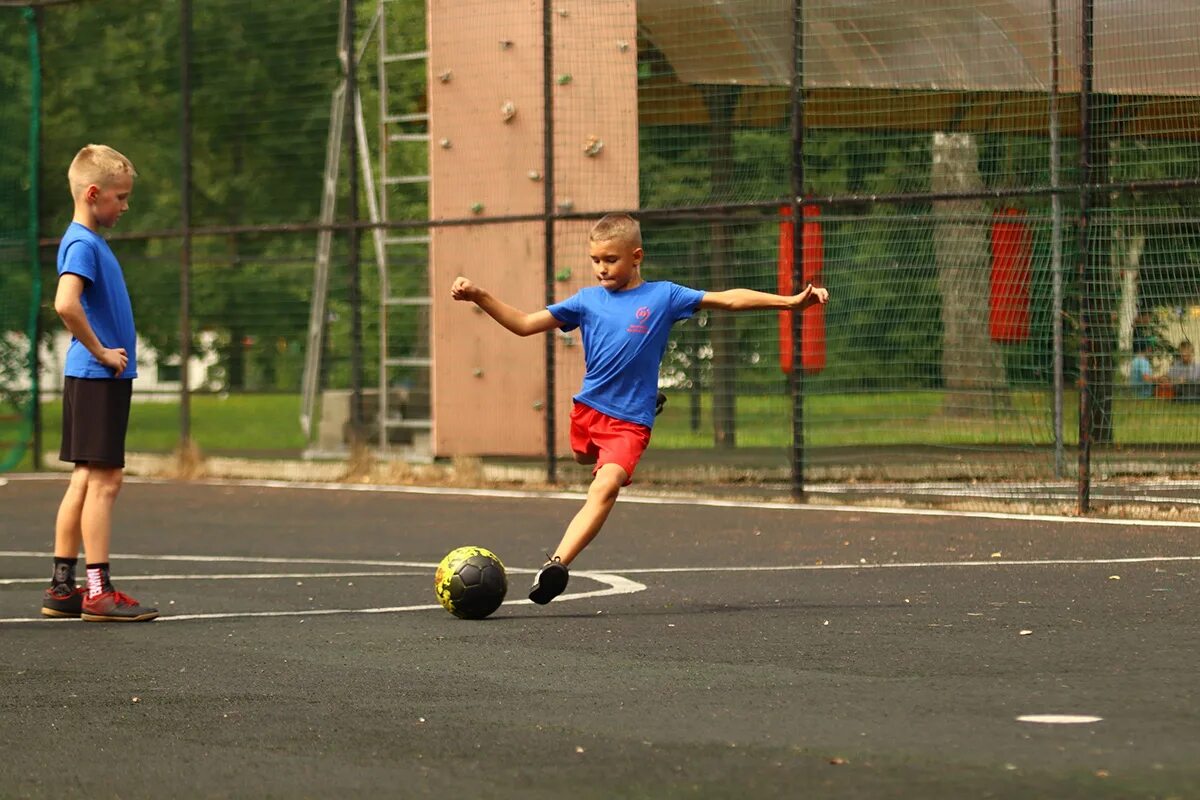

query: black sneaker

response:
[42,584,85,618]
[655,391,667,416]
[529,557,569,605]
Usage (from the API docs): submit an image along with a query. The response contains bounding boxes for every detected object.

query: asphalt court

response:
[1,474,1198,799]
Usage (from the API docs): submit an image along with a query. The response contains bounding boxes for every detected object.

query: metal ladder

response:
[301,0,432,457]
[374,0,432,456]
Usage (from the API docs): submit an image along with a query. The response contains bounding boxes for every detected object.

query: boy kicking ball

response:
[451,213,829,604]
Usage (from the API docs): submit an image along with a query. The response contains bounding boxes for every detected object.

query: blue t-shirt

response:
[548,281,705,427]
[56,222,138,379]
[1129,354,1153,398]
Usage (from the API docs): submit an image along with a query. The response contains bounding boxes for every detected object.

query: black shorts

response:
[59,377,133,468]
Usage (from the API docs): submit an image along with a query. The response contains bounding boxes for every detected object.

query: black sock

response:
[85,563,113,598]
[50,557,77,589]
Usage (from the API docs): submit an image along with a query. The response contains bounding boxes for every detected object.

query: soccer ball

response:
[434,546,508,620]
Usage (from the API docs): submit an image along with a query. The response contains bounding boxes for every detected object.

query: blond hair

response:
[68,144,137,200]
[589,213,642,248]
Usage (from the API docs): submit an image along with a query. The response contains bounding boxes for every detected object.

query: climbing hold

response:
[501,101,517,122]
[556,74,572,86]
[556,198,574,212]
[439,138,452,149]
[557,7,569,16]
[470,202,485,214]
[438,69,453,83]
[617,40,630,52]
[583,135,604,157]
[555,268,572,282]
[499,40,513,50]
[528,170,542,181]
[472,367,484,378]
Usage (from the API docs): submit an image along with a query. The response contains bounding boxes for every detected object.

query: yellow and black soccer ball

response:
[434,546,508,620]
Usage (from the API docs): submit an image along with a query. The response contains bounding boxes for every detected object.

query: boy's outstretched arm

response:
[699,283,829,312]
[451,276,562,337]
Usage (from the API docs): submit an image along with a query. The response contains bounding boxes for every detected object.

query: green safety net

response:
[0,7,40,471]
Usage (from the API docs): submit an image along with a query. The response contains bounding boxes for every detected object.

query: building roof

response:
[638,0,1200,96]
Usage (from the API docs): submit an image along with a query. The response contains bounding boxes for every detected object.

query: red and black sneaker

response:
[81,590,159,623]
[41,585,85,618]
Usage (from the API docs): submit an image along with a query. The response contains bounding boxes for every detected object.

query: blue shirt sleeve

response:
[668,283,706,322]
[547,291,584,332]
[59,239,98,283]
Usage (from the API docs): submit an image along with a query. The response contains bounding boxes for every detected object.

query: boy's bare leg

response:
[53,465,90,558]
[79,466,123,564]
[553,462,628,566]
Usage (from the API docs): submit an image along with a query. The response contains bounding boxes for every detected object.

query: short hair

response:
[68,144,137,199]
[589,213,642,248]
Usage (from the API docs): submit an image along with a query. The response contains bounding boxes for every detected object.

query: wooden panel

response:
[429,1,639,457]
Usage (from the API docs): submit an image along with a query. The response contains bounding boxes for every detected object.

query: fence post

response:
[789,0,806,500]
[1076,0,1094,513]
[180,0,193,450]
[26,6,43,471]
[542,0,557,484]
[344,0,365,443]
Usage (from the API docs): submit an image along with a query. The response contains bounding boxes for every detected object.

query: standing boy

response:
[42,144,157,622]
[451,213,829,604]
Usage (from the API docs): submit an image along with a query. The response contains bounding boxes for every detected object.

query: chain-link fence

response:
[0,5,39,471]
[2,0,1199,514]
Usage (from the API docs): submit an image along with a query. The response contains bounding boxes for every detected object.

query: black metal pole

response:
[542,0,557,484]
[345,0,364,441]
[789,0,806,500]
[179,0,192,448]
[1076,0,1094,513]
[27,5,42,470]
[1049,0,1065,480]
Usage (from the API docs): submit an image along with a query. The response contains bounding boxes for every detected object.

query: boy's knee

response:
[87,467,123,497]
[590,464,627,499]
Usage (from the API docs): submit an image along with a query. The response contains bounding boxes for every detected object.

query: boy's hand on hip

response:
[100,347,128,376]
[451,276,482,302]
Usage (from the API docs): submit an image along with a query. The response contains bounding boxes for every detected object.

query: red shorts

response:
[569,402,651,485]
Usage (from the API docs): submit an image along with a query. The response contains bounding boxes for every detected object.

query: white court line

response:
[0,550,536,573]
[2,550,1194,623]
[614,554,1200,573]
[0,571,422,586]
[1017,714,1103,725]
[0,570,645,624]
[4,472,1199,528]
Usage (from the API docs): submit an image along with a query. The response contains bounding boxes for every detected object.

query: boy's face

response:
[86,174,134,228]
[588,236,643,292]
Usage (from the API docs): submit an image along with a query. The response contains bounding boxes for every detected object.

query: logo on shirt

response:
[627,306,651,334]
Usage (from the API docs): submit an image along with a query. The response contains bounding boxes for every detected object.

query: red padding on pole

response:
[990,209,1033,343]
[778,204,825,374]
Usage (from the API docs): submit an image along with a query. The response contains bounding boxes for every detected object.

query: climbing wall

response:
[428,0,638,457]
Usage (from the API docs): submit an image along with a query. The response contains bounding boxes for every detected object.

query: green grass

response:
[2,394,309,471]
[2,390,1196,474]
[651,389,1200,449]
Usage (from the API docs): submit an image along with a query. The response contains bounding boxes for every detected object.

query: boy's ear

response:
[84,184,100,203]
[632,246,644,266]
